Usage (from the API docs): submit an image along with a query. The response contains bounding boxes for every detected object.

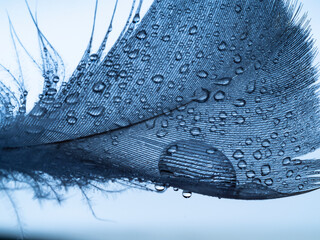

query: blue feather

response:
[1,0,320,200]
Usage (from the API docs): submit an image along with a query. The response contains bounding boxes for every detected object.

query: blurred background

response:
[0,1,320,239]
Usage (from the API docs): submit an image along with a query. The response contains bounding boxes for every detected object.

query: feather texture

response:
[1,0,320,200]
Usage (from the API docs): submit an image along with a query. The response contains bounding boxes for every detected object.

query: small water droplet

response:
[282,157,291,165]
[189,25,198,35]
[93,81,106,92]
[233,150,244,159]
[214,77,232,86]
[261,165,271,176]
[234,99,246,107]
[238,160,247,169]
[253,150,262,160]
[156,129,168,138]
[218,41,227,51]
[286,170,293,178]
[233,54,242,63]
[67,116,77,125]
[246,170,255,178]
[152,74,164,83]
[31,107,47,117]
[197,70,208,79]
[190,127,201,136]
[179,64,189,74]
[214,91,225,101]
[261,139,270,148]
[161,35,171,42]
[182,190,192,198]
[65,92,79,104]
[87,106,105,117]
[155,185,166,192]
[136,30,147,40]
[264,178,273,186]
[194,88,210,103]
[133,13,140,23]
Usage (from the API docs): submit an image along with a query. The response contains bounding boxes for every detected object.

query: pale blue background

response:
[0,1,320,239]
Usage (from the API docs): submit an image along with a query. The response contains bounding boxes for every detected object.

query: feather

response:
[1,0,320,200]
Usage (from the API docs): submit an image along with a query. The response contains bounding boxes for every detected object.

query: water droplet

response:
[235,67,244,75]
[233,54,242,63]
[253,150,262,160]
[234,99,246,107]
[87,106,105,117]
[93,81,106,92]
[46,88,57,96]
[246,170,255,178]
[155,185,166,192]
[261,165,271,176]
[31,107,47,117]
[182,190,192,198]
[261,139,270,148]
[233,150,244,159]
[179,64,189,74]
[265,178,273,186]
[238,160,247,169]
[245,138,253,145]
[197,70,208,79]
[214,91,225,101]
[136,30,147,40]
[246,81,256,93]
[214,77,232,86]
[67,116,77,125]
[167,145,178,154]
[133,13,140,23]
[65,92,79,104]
[196,51,204,59]
[156,129,168,138]
[218,41,227,51]
[161,35,171,42]
[286,170,293,178]
[194,88,210,103]
[90,54,98,61]
[235,4,242,13]
[190,127,201,136]
[128,49,139,59]
[282,157,291,165]
[189,25,198,35]
[175,51,182,61]
[152,74,164,83]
